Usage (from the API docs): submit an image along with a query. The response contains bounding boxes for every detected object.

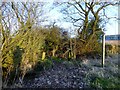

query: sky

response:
[42,1,119,35]
[104,6,118,35]
[1,1,119,36]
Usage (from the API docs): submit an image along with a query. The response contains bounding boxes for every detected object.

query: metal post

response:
[102,33,105,67]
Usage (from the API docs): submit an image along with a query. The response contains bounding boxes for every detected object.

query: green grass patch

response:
[90,77,120,89]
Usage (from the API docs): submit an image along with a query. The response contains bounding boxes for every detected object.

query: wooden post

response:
[102,33,105,67]
[42,52,46,60]
[73,38,76,59]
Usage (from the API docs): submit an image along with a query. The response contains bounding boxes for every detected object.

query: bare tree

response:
[60,0,118,53]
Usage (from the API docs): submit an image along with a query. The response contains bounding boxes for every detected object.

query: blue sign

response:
[105,35,120,40]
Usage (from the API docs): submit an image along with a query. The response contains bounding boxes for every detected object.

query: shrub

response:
[51,57,65,63]
[106,44,119,55]
[90,77,120,89]
[33,59,53,72]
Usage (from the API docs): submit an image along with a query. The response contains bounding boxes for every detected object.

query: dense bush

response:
[2,28,46,86]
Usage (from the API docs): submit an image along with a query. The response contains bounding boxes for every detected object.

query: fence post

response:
[102,33,105,67]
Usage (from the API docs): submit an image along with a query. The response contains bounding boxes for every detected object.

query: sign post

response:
[102,33,105,67]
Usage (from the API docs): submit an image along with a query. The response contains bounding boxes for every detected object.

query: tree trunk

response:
[52,46,58,57]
